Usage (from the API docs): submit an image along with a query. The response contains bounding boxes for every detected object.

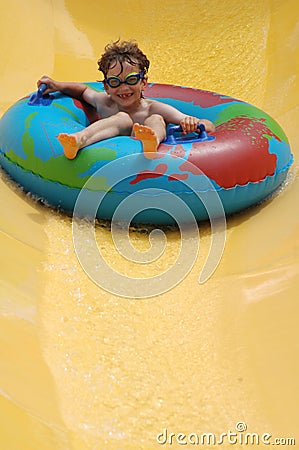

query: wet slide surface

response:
[0,1,298,449]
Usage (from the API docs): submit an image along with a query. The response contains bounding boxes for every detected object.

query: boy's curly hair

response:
[98,40,150,78]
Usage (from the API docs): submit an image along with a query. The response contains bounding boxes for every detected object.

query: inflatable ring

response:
[0,82,293,224]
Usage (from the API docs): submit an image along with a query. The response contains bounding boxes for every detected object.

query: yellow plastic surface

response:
[0,1,298,449]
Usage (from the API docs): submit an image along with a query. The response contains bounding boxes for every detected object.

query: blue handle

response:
[164,123,212,145]
[37,83,48,95]
[28,83,53,106]
[168,123,207,138]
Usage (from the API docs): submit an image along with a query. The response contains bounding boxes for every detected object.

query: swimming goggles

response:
[104,71,144,88]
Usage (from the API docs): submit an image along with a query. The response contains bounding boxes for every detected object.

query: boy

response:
[38,40,215,159]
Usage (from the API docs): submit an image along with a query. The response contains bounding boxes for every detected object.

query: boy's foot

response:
[58,133,85,159]
[133,124,159,159]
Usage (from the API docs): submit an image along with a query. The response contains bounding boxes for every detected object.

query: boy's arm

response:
[37,76,104,109]
[149,100,215,134]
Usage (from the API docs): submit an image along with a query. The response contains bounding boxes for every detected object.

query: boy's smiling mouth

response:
[118,93,133,99]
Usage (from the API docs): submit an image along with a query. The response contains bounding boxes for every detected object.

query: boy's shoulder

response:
[147,98,174,113]
[83,87,110,107]
[146,98,163,110]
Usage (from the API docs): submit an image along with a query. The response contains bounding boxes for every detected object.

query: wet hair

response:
[98,40,150,78]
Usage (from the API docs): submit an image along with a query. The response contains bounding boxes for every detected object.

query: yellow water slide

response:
[0,1,298,449]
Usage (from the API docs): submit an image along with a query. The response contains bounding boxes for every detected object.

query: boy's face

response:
[104,60,147,109]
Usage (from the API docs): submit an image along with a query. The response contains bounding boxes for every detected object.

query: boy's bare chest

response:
[98,99,151,124]
[128,108,150,124]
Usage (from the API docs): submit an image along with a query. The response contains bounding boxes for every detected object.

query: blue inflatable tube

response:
[0,82,293,224]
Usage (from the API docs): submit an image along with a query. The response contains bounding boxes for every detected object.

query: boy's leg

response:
[58,112,133,159]
[133,114,166,159]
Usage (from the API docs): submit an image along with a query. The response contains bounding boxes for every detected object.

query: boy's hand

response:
[180,116,215,134]
[37,76,60,95]
[180,116,200,134]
